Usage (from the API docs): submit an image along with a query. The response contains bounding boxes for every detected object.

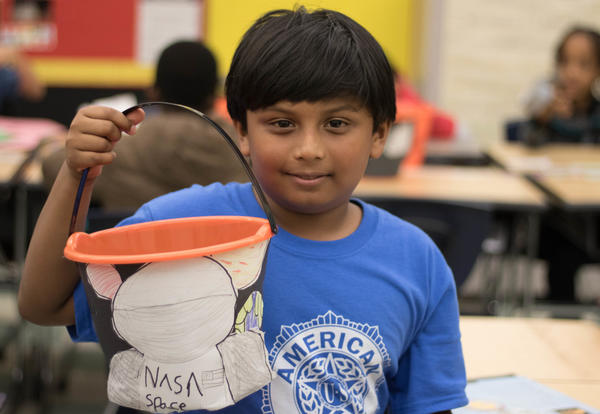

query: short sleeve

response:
[66,201,157,341]
[66,280,98,342]
[388,249,468,413]
[66,205,153,341]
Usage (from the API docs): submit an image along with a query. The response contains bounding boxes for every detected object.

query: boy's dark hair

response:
[155,40,217,112]
[225,7,396,131]
[555,26,600,67]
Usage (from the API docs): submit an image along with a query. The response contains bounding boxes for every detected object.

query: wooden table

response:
[0,117,64,266]
[356,166,548,313]
[488,142,600,291]
[460,316,600,409]
[0,149,43,184]
[487,142,600,211]
[0,116,66,184]
[355,165,546,211]
[539,173,600,210]
[487,142,600,171]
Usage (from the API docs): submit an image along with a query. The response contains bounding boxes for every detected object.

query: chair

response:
[365,102,433,176]
[0,178,56,411]
[504,119,528,142]
[396,102,434,168]
[363,198,493,289]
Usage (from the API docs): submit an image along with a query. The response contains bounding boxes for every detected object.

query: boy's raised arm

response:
[17,106,144,326]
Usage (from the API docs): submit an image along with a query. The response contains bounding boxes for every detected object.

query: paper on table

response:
[0,116,66,151]
[504,156,553,173]
[455,375,599,414]
[540,165,600,180]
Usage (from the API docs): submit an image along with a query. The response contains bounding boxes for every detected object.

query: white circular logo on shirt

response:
[263,311,390,414]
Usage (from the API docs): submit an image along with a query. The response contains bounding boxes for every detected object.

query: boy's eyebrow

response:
[324,104,362,113]
[262,103,362,114]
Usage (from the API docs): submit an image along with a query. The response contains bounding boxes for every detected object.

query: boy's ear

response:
[369,121,392,159]
[233,120,250,157]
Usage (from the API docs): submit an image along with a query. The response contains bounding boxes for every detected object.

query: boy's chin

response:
[283,200,350,216]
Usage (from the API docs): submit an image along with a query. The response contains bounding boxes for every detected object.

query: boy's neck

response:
[267,198,363,241]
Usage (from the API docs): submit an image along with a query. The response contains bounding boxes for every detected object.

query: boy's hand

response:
[65,105,145,179]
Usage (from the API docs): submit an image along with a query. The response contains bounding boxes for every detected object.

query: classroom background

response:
[1,0,600,413]
[3,0,600,143]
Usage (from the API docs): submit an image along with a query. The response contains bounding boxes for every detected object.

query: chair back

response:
[365,102,433,176]
[504,119,528,142]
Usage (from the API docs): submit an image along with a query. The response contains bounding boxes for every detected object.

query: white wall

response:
[432,0,600,146]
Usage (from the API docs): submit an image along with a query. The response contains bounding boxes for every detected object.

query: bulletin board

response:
[0,0,206,88]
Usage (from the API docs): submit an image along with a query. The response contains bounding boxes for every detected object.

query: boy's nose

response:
[293,129,326,160]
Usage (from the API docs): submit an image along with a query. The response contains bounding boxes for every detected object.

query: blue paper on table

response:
[455,375,599,414]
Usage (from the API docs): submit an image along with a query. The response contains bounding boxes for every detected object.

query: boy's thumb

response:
[125,108,145,134]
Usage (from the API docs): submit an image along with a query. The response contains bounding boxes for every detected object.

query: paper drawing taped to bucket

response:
[75,236,272,412]
[64,102,279,412]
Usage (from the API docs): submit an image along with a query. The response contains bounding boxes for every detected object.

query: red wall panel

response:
[43,0,136,58]
[1,0,138,58]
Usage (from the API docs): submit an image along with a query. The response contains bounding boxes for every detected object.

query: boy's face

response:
[235,98,390,216]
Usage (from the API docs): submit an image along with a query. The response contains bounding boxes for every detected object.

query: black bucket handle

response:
[69,101,278,236]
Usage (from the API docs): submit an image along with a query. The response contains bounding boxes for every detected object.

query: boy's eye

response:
[271,119,293,128]
[327,119,348,129]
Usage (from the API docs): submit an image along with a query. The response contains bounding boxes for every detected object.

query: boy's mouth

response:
[287,172,330,185]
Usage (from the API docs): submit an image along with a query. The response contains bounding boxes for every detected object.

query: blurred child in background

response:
[520,26,600,304]
[41,40,247,211]
[0,46,45,113]
[520,26,600,145]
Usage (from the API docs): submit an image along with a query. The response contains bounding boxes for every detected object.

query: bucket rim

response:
[64,216,273,264]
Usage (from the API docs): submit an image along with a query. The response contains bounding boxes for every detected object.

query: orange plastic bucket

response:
[65,215,273,264]
[63,102,277,413]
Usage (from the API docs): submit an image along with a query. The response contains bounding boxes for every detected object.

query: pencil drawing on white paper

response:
[84,240,273,413]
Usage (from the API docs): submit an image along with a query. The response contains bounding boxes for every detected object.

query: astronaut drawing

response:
[82,240,273,413]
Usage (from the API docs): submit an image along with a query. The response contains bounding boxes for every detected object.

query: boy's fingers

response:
[71,118,124,143]
[67,133,116,153]
[81,106,137,134]
[66,150,116,172]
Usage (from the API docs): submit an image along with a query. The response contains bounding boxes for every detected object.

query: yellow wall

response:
[205,0,418,83]
[31,0,419,88]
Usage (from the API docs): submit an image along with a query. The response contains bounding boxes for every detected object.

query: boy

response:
[18,6,468,414]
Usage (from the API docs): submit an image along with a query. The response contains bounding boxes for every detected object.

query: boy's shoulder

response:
[360,199,436,246]
[155,180,246,200]
[357,199,446,265]
[126,181,252,223]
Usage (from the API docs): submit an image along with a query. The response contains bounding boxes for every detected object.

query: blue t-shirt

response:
[69,182,468,413]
